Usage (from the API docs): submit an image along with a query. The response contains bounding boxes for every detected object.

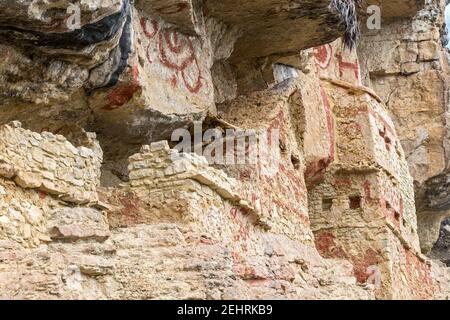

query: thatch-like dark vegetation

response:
[329,0,363,50]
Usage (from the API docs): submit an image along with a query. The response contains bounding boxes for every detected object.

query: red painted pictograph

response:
[103,65,141,110]
[363,180,377,203]
[378,176,405,229]
[335,52,360,80]
[367,107,395,136]
[141,18,203,94]
[141,18,158,40]
[319,85,336,162]
[306,46,337,183]
[140,19,158,64]
[404,249,434,299]
[314,44,333,69]
[315,231,381,286]
[103,83,140,110]
[379,126,393,151]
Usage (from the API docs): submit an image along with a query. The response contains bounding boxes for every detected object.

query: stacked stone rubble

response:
[0,122,101,204]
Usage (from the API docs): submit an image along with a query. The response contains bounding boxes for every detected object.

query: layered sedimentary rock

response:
[0,0,450,300]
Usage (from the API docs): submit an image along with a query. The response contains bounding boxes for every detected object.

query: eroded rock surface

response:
[0,0,450,300]
[358,0,450,257]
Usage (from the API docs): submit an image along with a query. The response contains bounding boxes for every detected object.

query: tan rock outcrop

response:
[0,0,449,300]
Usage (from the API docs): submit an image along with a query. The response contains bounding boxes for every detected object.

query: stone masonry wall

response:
[0,137,374,300]
[303,35,436,298]
[0,0,450,300]
[0,122,102,205]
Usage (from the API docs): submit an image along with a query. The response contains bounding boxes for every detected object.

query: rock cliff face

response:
[358,0,450,259]
[0,0,449,300]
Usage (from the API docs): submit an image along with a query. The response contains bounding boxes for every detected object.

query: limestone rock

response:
[0,0,449,301]
[48,208,110,242]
